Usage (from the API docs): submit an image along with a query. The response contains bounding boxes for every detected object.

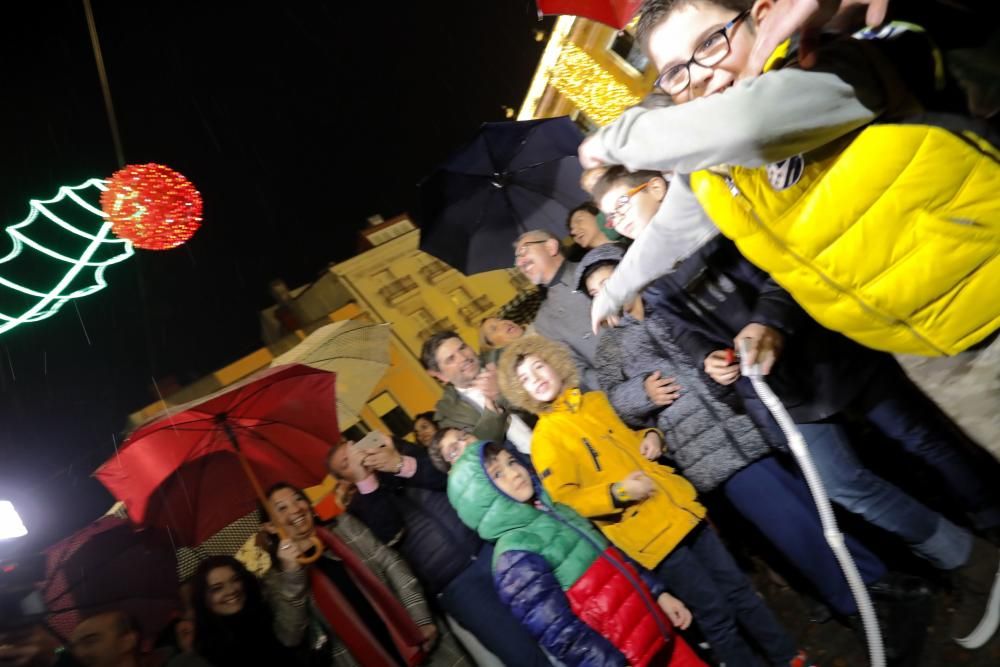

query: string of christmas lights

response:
[547,41,640,125]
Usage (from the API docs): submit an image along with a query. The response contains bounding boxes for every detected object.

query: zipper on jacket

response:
[721,176,941,351]
[616,432,703,526]
[582,437,602,471]
[725,176,745,202]
[538,503,673,640]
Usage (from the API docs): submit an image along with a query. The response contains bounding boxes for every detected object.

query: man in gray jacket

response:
[513,230,600,391]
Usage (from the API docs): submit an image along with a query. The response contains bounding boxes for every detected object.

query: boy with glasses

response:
[581,0,998,364]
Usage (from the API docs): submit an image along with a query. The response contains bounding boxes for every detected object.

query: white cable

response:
[738,338,885,667]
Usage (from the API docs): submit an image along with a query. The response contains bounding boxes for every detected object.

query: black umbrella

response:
[418,116,591,275]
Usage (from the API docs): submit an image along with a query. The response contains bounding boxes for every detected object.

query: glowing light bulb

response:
[0,500,27,539]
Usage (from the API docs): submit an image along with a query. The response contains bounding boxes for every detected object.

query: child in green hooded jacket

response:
[447,440,704,667]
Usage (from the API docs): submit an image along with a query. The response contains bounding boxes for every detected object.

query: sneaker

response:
[951,536,1000,649]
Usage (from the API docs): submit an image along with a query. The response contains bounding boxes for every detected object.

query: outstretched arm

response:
[581,38,886,174]
[591,179,719,332]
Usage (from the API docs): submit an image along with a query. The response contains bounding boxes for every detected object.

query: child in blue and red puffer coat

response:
[448,440,706,667]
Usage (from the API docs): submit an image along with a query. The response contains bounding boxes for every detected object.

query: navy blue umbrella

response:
[418,117,591,275]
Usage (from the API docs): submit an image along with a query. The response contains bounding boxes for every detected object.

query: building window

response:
[342,422,370,443]
[417,316,456,342]
[508,268,534,292]
[364,219,416,247]
[458,294,496,325]
[413,308,437,327]
[418,258,452,284]
[448,286,473,306]
[609,31,649,74]
[378,276,419,306]
[368,392,413,440]
[371,268,396,286]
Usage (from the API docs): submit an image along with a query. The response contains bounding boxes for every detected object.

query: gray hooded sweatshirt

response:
[588,36,892,321]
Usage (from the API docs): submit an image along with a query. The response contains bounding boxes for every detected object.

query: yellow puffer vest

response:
[689,42,1000,356]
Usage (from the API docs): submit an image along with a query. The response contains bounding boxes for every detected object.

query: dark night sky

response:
[0,0,550,557]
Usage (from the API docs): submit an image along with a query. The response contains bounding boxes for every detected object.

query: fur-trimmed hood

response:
[497,336,579,415]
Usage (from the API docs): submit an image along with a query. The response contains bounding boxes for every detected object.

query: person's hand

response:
[644,371,681,406]
[744,0,890,74]
[863,0,889,26]
[418,624,439,653]
[578,135,608,169]
[704,350,741,385]
[640,432,664,461]
[363,439,403,474]
[276,537,303,572]
[657,593,693,630]
[0,644,39,667]
[734,323,784,375]
[591,288,623,334]
[472,362,500,403]
[620,471,655,501]
[581,166,610,195]
[744,0,840,74]
[338,442,371,483]
[0,642,40,667]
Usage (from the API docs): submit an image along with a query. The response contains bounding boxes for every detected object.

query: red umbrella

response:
[536,0,643,29]
[43,516,179,649]
[94,364,337,548]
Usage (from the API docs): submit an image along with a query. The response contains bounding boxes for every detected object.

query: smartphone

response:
[352,431,389,452]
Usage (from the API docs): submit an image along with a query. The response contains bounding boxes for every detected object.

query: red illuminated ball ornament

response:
[100,163,203,250]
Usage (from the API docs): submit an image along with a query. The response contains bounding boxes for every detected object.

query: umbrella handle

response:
[230,435,324,565]
[299,536,323,564]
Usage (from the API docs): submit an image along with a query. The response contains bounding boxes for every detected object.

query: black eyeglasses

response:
[514,239,547,259]
[654,10,750,96]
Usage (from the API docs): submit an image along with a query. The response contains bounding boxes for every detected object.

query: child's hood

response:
[447,441,545,542]
[497,335,579,415]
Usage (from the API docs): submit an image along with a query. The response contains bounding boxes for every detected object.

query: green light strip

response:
[0,179,135,334]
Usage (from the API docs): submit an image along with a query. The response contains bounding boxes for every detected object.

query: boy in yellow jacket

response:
[497,335,808,667]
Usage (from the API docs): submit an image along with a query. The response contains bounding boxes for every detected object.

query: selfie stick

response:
[738,338,885,667]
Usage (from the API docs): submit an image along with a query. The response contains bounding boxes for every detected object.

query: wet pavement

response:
[754,566,1000,666]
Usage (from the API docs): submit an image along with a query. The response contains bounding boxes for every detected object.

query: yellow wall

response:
[327,302,442,434]
[329,224,522,362]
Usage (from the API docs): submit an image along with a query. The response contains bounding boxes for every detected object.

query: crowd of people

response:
[3,0,998,665]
